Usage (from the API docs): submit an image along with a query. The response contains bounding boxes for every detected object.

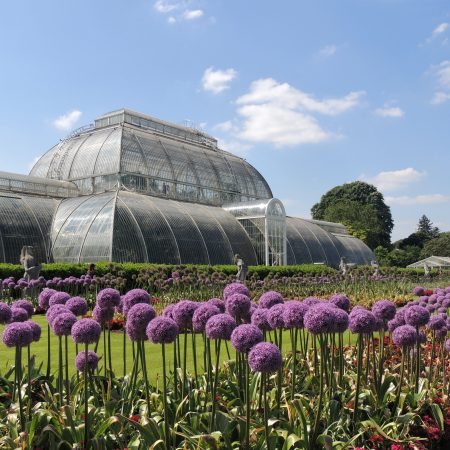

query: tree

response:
[417,215,440,239]
[311,181,393,249]
[420,232,450,258]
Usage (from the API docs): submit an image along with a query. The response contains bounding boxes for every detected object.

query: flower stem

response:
[353,334,364,427]
[84,343,89,449]
[162,344,171,450]
[209,338,222,433]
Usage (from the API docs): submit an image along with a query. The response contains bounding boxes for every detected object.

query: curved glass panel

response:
[333,234,374,265]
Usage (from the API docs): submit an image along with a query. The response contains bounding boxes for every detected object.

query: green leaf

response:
[430,403,444,432]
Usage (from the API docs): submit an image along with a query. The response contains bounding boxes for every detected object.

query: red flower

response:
[129,415,140,422]
[369,434,384,444]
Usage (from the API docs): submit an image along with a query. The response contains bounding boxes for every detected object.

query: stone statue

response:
[371,260,381,277]
[424,263,431,277]
[234,253,248,282]
[339,256,348,276]
[20,246,41,281]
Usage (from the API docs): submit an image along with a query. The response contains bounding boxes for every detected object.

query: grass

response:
[0,315,358,384]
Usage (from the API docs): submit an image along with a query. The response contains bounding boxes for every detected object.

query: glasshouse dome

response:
[0,109,374,266]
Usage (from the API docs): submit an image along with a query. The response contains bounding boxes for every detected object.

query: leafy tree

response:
[311,181,393,248]
[375,245,421,267]
[417,215,440,239]
[420,232,450,258]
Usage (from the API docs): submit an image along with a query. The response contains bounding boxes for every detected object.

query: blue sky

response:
[0,0,449,241]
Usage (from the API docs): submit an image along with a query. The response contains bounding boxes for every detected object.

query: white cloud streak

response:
[430,60,450,105]
[318,44,337,58]
[154,1,177,13]
[361,168,425,192]
[386,194,449,205]
[375,105,404,118]
[202,67,237,94]
[53,110,82,130]
[183,9,203,20]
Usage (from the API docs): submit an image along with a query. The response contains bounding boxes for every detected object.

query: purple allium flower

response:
[248,342,282,373]
[438,307,447,314]
[205,314,237,340]
[225,293,251,319]
[417,330,427,344]
[283,301,308,329]
[162,304,175,319]
[231,324,263,353]
[93,305,114,324]
[412,286,425,296]
[122,289,151,317]
[49,292,70,307]
[192,303,221,332]
[348,308,376,334]
[10,307,29,323]
[372,300,396,322]
[428,316,446,331]
[445,338,450,352]
[147,316,179,344]
[242,302,258,323]
[75,350,100,372]
[419,296,430,304]
[436,327,448,339]
[96,288,121,309]
[223,282,250,301]
[388,318,402,332]
[442,298,450,308]
[66,297,88,317]
[12,300,34,318]
[0,302,12,324]
[125,303,156,341]
[404,305,430,327]
[392,325,417,348]
[26,320,41,342]
[172,300,198,330]
[46,304,71,325]
[38,288,57,310]
[251,308,272,331]
[259,291,284,309]
[302,297,322,308]
[329,294,350,312]
[71,318,101,344]
[332,308,349,333]
[304,304,338,334]
[52,312,77,336]
[207,298,225,313]
[116,296,124,314]
[2,322,33,347]
[267,304,285,329]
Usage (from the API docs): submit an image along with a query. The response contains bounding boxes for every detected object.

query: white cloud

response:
[318,44,337,58]
[431,91,450,104]
[202,67,237,94]
[53,110,82,130]
[214,120,235,132]
[431,22,449,38]
[217,138,252,157]
[183,9,203,20]
[154,1,177,13]
[361,168,425,192]
[430,60,450,105]
[374,105,404,118]
[386,194,449,206]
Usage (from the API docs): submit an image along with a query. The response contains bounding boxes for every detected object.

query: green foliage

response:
[420,232,450,258]
[311,181,393,249]
[375,245,421,267]
[417,214,440,239]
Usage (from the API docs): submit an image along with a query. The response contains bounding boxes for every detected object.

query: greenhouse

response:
[0,108,374,266]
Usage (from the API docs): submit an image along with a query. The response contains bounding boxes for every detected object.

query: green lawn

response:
[0,315,357,383]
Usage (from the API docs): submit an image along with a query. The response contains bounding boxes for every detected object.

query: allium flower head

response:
[223,282,249,301]
[207,298,225,313]
[46,304,71,325]
[388,318,402,332]
[52,312,77,336]
[392,325,417,348]
[267,304,285,329]
[372,300,396,322]
[66,297,88,317]
[231,324,263,353]
[283,301,308,329]
[96,288,121,309]
[412,286,425,296]
[26,320,42,342]
[2,322,33,347]
[435,327,447,339]
[49,292,71,307]
[93,305,114,324]
[329,294,350,312]
[225,293,251,319]
[428,316,446,331]
[147,316,179,344]
[172,300,198,330]
[251,308,272,331]
[304,304,338,334]
[332,308,349,333]
[75,350,100,372]
[12,300,34,318]
[122,289,151,317]
[192,303,220,332]
[445,338,450,352]
[348,308,376,334]
[205,313,237,340]
[126,303,156,341]
[10,307,29,323]
[162,304,175,319]
[248,342,282,373]
[0,302,12,324]
[71,318,102,344]
[116,296,124,314]
[302,297,322,308]
[404,305,430,327]
[259,291,284,309]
